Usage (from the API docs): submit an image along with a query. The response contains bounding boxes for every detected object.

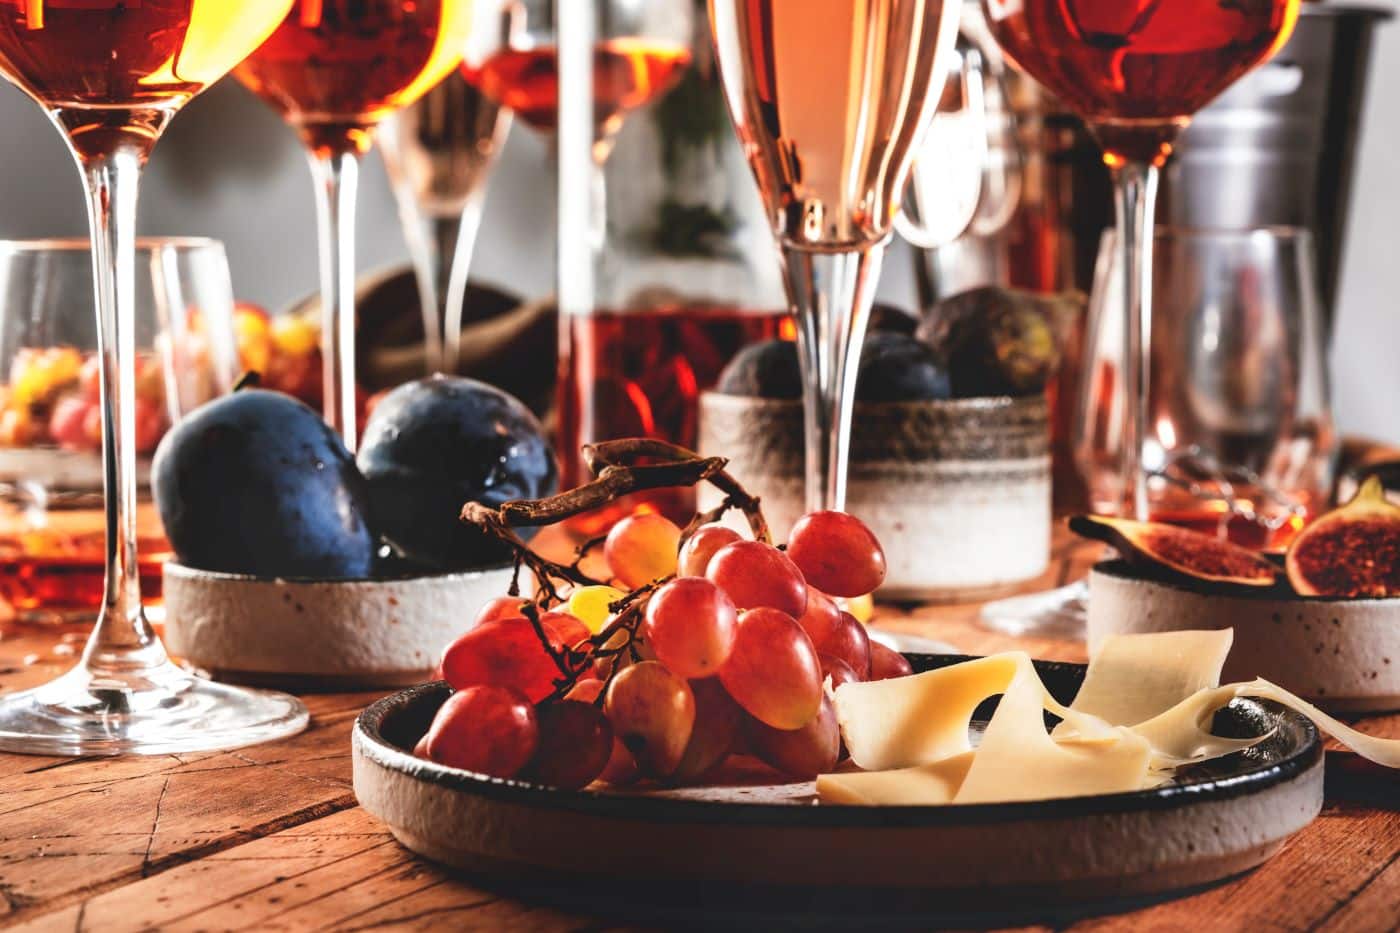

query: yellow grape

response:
[605,513,682,588]
[567,585,626,634]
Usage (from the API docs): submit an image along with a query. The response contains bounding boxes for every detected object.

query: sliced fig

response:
[1069,514,1279,588]
[1286,477,1400,599]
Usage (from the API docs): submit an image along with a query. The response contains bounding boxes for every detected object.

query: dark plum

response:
[153,389,376,578]
[857,331,952,403]
[357,376,557,569]
[715,339,802,400]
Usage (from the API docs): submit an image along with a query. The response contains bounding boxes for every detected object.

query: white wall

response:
[1331,11,1400,445]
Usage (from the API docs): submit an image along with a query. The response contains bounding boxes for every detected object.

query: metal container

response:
[1161,3,1392,330]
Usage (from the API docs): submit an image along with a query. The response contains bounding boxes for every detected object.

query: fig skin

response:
[1286,477,1400,599]
[1069,515,1279,588]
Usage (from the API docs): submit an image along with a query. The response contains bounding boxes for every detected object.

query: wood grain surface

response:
[1,532,1397,932]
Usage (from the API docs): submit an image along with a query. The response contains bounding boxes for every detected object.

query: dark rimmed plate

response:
[352,655,1323,905]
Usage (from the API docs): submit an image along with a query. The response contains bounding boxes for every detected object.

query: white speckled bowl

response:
[163,562,519,689]
[698,393,1051,602]
[1089,560,1400,714]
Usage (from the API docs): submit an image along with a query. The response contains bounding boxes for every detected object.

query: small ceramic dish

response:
[698,393,1051,602]
[162,562,518,689]
[1088,559,1400,714]
[353,654,1322,906]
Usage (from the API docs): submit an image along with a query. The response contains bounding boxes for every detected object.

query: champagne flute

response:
[235,0,478,450]
[0,1,309,755]
[975,0,1300,637]
[379,73,509,374]
[709,0,963,511]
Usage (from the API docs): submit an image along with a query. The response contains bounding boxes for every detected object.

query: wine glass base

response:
[0,661,309,757]
[978,581,1089,639]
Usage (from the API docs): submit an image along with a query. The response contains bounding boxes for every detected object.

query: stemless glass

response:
[1077,227,1336,550]
[976,0,1300,637]
[708,0,962,511]
[0,1,307,755]
[0,239,239,625]
[235,0,478,449]
[379,73,510,375]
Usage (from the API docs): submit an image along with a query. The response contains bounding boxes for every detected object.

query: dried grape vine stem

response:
[459,439,771,702]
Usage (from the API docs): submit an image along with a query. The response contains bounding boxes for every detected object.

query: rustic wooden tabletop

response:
[1,534,1397,932]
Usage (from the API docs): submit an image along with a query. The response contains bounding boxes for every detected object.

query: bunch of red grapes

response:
[414,510,911,788]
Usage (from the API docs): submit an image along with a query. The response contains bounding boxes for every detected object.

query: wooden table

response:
[1,537,1398,932]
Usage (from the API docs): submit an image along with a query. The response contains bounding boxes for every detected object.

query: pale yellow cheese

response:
[822,628,1400,807]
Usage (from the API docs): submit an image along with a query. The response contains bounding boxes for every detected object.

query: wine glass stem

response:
[75,140,163,666]
[442,187,489,374]
[1110,159,1160,522]
[782,243,887,513]
[308,149,362,452]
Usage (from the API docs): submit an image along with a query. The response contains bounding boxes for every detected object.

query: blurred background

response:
[0,17,1394,444]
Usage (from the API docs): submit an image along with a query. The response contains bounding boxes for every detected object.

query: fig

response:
[1069,515,1279,588]
[1286,477,1400,598]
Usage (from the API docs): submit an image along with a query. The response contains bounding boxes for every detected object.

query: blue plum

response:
[357,376,557,570]
[153,389,376,579]
[715,339,802,400]
[857,331,952,402]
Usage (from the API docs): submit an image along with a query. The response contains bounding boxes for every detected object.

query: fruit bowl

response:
[1087,559,1400,713]
[698,393,1050,601]
[162,562,519,689]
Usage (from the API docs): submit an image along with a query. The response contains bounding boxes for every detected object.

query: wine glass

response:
[379,73,510,375]
[975,0,1301,637]
[0,1,308,755]
[1077,226,1336,548]
[234,0,480,450]
[709,0,963,512]
[0,239,240,626]
[462,0,695,248]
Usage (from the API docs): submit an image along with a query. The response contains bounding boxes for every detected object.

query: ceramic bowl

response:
[353,654,1323,907]
[163,562,518,689]
[698,393,1051,601]
[1088,559,1400,713]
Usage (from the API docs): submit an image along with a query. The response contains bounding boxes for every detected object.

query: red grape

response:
[565,677,604,704]
[604,661,695,777]
[526,700,614,790]
[746,695,840,779]
[795,590,841,646]
[706,540,808,618]
[814,611,871,679]
[439,618,561,702]
[786,510,887,597]
[420,685,538,778]
[540,611,590,652]
[671,678,743,783]
[412,734,431,758]
[869,641,914,680]
[643,578,738,679]
[678,524,742,577]
[605,513,682,588]
[599,736,641,785]
[718,608,822,730]
[819,654,861,690]
[473,595,530,628]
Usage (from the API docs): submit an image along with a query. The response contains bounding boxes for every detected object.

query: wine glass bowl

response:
[982,0,1301,166]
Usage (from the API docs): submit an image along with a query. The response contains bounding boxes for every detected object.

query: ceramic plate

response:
[353,655,1323,906]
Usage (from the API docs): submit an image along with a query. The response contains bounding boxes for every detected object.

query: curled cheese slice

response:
[1068,629,1235,727]
[1237,679,1400,768]
[816,752,975,806]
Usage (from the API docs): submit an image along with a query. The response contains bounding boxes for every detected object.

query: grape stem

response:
[458,438,773,707]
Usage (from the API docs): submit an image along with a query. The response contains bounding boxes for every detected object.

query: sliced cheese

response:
[1068,629,1235,726]
[816,752,975,806]
[822,628,1400,807]
[954,655,1153,804]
